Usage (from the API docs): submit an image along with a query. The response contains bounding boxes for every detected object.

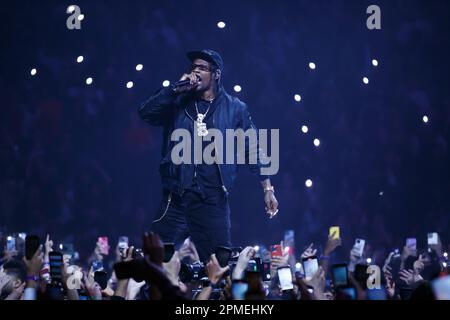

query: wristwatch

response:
[263,186,275,193]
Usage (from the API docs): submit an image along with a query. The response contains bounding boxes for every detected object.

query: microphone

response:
[172,75,200,88]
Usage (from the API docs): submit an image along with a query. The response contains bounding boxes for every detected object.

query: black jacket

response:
[139,85,269,196]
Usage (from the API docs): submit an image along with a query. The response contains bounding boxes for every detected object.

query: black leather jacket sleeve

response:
[238,102,271,181]
[138,87,178,127]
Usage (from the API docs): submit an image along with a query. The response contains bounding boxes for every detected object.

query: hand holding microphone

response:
[172,72,200,93]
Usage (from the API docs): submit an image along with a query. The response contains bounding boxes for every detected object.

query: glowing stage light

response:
[372,59,379,67]
[313,138,320,147]
[78,14,84,21]
[423,115,429,123]
[309,62,316,70]
[86,77,93,85]
[136,64,143,71]
[234,85,242,92]
[294,94,302,102]
[305,179,313,188]
[363,77,369,84]
[301,125,308,134]
[126,81,134,88]
[162,80,170,87]
[30,68,37,76]
[217,21,226,29]
[77,56,84,63]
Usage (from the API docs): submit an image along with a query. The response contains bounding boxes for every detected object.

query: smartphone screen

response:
[354,239,365,257]
[49,251,64,283]
[25,235,40,260]
[215,246,232,267]
[98,236,109,255]
[332,264,348,288]
[277,266,294,290]
[329,226,340,239]
[92,260,104,272]
[406,238,417,250]
[163,243,175,263]
[247,259,258,272]
[270,245,283,258]
[118,236,129,256]
[6,236,16,252]
[428,233,438,245]
[303,256,319,280]
[432,275,450,300]
[232,281,248,300]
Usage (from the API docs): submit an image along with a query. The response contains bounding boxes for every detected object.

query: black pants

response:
[150,189,231,262]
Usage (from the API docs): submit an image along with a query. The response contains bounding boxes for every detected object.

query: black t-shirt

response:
[184,99,223,195]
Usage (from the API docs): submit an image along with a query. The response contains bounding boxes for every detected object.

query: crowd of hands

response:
[1,231,449,301]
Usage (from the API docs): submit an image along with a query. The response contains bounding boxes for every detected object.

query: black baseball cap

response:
[187,49,224,72]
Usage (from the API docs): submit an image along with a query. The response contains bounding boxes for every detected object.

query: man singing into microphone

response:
[139,49,278,262]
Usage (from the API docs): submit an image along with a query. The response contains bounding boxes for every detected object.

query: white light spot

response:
[86,77,93,85]
[309,62,316,70]
[234,85,242,92]
[372,59,379,67]
[444,252,448,258]
[443,262,447,267]
[284,246,290,253]
[126,81,134,89]
[366,258,372,264]
[313,138,320,147]
[76,56,84,63]
[217,21,226,29]
[136,64,143,71]
[7,236,12,241]
[78,14,84,21]
[30,68,37,76]
[254,245,259,252]
[294,94,302,102]
[162,80,170,87]
[301,125,308,134]
[363,77,369,84]
[423,115,429,123]
[67,5,75,13]
[379,191,384,196]
[59,244,63,250]
[305,179,313,188]
[295,262,302,269]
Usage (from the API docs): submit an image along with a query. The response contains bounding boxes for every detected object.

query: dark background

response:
[1,0,449,262]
